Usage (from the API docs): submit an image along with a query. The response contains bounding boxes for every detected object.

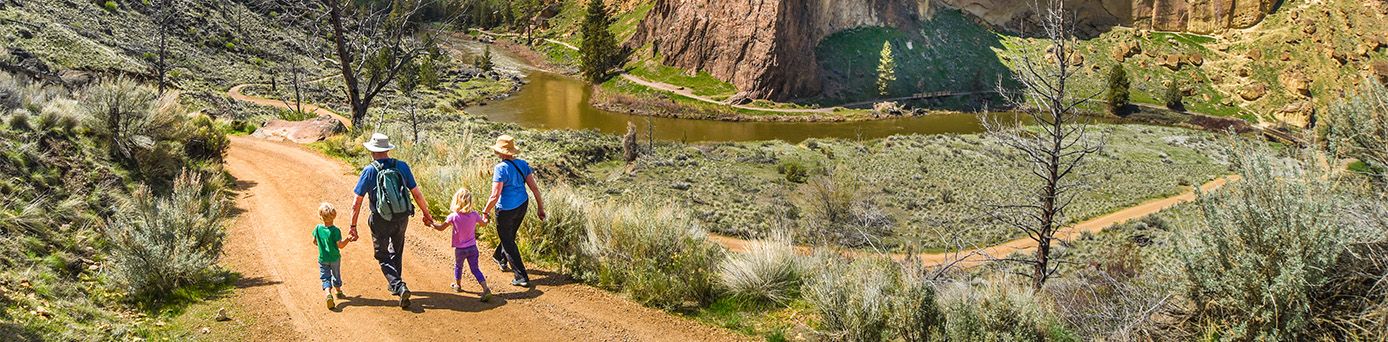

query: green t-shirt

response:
[313,224,343,263]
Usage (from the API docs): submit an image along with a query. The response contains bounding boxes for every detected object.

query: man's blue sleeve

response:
[353,167,373,196]
[399,161,419,189]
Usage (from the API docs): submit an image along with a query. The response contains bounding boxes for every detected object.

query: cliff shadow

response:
[810,9,1016,111]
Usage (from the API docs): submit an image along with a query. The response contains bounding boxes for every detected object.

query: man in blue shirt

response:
[348,133,434,308]
[482,135,547,287]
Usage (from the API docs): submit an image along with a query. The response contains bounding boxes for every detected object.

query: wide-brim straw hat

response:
[491,135,521,156]
[363,133,397,153]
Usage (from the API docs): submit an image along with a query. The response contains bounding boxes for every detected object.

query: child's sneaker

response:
[450,283,464,293]
[325,294,335,310]
[479,290,493,303]
[335,291,347,299]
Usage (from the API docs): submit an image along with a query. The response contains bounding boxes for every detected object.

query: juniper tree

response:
[983,0,1105,290]
[579,0,619,83]
[1105,64,1130,115]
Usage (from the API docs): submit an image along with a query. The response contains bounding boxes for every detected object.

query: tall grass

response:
[717,233,805,305]
[804,256,899,341]
[580,201,724,308]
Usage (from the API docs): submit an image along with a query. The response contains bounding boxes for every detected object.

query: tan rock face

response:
[630,0,928,100]
[938,0,1275,34]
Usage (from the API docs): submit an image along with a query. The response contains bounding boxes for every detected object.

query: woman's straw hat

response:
[491,135,521,156]
[363,133,397,153]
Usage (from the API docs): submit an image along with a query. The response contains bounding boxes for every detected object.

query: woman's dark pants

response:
[493,201,530,282]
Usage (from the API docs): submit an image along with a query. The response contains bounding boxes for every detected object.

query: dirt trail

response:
[228,84,348,125]
[224,82,743,341]
[710,176,1236,267]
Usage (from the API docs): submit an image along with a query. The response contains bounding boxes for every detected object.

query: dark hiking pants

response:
[492,201,530,282]
[369,213,409,294]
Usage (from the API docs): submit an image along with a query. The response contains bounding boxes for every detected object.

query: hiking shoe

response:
[511,279,531,288]
[494,258,510,272]
[399,289,411,308]
[325,294,335,310]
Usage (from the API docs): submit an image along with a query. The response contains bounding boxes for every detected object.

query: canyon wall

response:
[630,0,1277,101]
[629,0,931,100]
[945,0,1279,34]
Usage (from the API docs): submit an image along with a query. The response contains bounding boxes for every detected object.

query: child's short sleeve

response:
[331,227,341,242]
[446,212,461,226]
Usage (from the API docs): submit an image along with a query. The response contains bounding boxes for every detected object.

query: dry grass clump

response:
[717,233,806,305]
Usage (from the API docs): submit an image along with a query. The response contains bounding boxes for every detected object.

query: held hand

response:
[348,227,359,241]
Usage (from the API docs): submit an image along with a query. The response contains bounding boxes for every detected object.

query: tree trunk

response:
[324,0,364,127]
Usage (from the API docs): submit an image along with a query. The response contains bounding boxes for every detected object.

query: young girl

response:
[431,187,493,302]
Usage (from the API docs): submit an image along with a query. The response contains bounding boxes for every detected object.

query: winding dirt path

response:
[710,176,1237,267]
[228,84,347,125]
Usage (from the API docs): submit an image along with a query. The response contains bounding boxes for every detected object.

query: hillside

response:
[564,0,1388,125]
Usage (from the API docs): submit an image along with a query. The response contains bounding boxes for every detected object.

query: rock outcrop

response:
[251,116,346,144]
[630,0,932,100]
[631,0,1276,101]
[944,0,1279,35]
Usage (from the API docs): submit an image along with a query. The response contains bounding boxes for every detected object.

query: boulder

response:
[1239,83,1266,101]
[1279,73,1311,97]
[251,116,346,144]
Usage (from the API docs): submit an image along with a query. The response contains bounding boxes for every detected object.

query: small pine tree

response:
[579,0,619,83]
[1164,80,1185,111]
[475,45,494,72]
[877,41,897,97]
[1105,64,1131,115]
[419,56,440,89]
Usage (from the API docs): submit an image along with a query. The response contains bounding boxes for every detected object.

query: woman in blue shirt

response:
[482,135,546,287]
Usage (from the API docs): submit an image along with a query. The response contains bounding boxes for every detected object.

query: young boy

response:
[313,202,353,310]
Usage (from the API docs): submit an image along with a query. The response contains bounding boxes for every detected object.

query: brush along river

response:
[453,38,1123,142]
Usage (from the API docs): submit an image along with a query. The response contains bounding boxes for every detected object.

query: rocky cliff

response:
[944,0,1279,35]
[630,0,1278,101]
[629,0,932,100]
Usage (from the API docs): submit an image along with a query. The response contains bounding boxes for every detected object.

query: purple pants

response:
[455,245,486,283]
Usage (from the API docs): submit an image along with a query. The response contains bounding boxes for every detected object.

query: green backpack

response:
[371,159,414,221]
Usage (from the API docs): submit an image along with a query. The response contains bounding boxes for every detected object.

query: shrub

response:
[7,111,31,131]
[80,79,177,158]
[717,233,805,305]
[275,109,315,121]
[581,202,724,309]
[103,172,227,303]
[805,256,898,341]
[777,159,810,183]
[1326,78,1387,177]
[183,114,229,162]
[890,262,945,342]
[522,186,589,274]
[940,279,1072,341]
[1163,80,1184,111]
[103,0,117,11]
[793,171,892,247]
[1176,143,1347,340]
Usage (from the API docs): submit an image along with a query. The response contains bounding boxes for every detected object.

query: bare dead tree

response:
[982,0,1105,290]
[277,0,434,128]
[150,0,177,94]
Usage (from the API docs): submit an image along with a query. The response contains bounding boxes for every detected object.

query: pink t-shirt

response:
[445,211,483,249]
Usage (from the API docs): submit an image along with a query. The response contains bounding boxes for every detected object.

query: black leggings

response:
[492,201,529,281]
